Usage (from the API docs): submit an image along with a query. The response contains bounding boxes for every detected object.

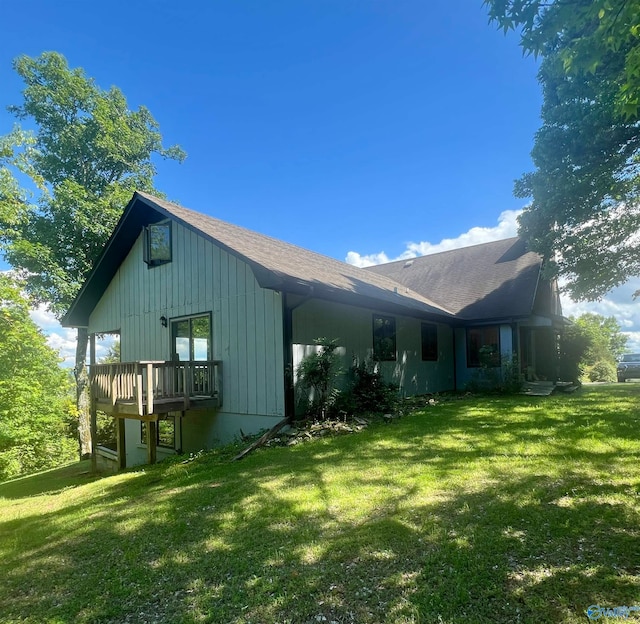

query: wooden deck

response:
[91,360,222,417]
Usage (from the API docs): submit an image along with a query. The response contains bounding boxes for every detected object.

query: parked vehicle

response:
[617,353,640,382]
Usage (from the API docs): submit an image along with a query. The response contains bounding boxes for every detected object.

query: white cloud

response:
[560,279,640,352]
[346,209,521,267]
[27,304,116,367]
[346,208,640,352]
[29,303,62,330]
[46,327,79,368]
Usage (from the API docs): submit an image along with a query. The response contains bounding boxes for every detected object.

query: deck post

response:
[147,419,157,464]
[183,363,191,410]
[116,417,126,469]
[136,363,144,416]
[146,363,154,415]
[110,365,117,407]
[89,333,97,473]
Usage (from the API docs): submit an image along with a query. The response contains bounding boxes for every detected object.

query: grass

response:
[1,385,639,624]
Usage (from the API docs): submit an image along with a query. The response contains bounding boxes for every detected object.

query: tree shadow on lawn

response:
[1,388,639,623]
[0,459,100,499]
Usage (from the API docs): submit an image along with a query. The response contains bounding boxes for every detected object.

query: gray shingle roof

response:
[138,192,453,316]
[366,237,543,321]
[63,192,454,326]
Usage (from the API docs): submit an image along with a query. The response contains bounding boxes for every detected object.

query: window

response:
[421,323,438,361]
[171,314,211,361]
[144,222,172,267]
[141,414,176,449]
[373,315,396,361]
[467,326,500,367]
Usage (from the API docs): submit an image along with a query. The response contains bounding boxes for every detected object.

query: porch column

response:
[116,417,126,470]
[147,419,157,465]
[89,333,98,473]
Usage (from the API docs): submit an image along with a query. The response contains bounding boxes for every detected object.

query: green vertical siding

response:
[292,299,455,396]
[88,221,286,463]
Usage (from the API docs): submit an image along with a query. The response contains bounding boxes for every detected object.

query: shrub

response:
[337,360,400,415]
[466,353,523,394]
[295,338,342,418]
[586,360,617,383]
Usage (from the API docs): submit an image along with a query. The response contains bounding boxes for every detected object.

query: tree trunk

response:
[74,327,92,459]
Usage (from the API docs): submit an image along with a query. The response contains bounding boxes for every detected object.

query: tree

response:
[564,313,628,382]
[100,339,120,365]
[484,1,640,117]
[0,274,76,480]
[0,53,185,457]
[484,0,640,300]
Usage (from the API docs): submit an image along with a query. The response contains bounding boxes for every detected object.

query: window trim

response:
[372,314,397,362]
[170,312,212,361]
[143,221,172,267]
[421,322,438,361]
[140,414,176,449]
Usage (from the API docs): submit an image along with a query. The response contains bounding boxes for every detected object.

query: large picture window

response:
[144,222,172,267]
[467,326,500,367]
[171,314,211,361]
[373,315,396,361]
[421,323,438,361]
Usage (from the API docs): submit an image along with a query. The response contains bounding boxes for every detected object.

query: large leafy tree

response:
[570,312,628,382]
[0,52,185,456]
[0,274,76,480]
[484,0,640,300]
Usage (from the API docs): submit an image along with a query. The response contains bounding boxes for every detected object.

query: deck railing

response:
[91,360,222,414]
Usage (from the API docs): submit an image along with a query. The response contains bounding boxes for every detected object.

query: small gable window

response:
[144,222,172,267]
[467,326,500,368]
[421,323,438,361]
[373,314,396,361]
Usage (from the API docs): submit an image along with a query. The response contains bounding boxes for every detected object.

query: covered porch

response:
[519,325,562,383]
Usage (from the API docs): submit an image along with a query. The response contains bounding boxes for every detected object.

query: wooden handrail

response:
[91,360,222,414]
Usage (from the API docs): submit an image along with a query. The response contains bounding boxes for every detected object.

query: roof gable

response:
[63,192,454,327]
[366,238,546,321]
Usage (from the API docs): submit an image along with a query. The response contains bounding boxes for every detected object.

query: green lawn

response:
[1,385,639,623]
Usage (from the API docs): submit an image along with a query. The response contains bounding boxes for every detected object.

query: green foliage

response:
[0,52,184,456]
[1,386,639,623]
[296,342,400,418]
[99,339,120,365]
[295,338,342,418]
[557,313,626,383]
[0,274,76,481]
[586,360,617,383]
[574,312,628,360]
[336,359,400,415]
[484,0,640,118]
[558,323,589,384]
[0,52,186,315]
[94,340,120,448]
[467,352,523,394]
[571,313,627,383]
[485,1,640,300]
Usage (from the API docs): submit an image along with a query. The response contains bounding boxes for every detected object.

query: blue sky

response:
[2,0,639,360]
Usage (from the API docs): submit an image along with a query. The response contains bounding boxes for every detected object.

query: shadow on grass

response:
[0,459,100,500]
[1,386,639,623]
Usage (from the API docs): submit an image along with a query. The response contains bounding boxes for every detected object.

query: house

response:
[63,191,564,470]
[365,236,565,387]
